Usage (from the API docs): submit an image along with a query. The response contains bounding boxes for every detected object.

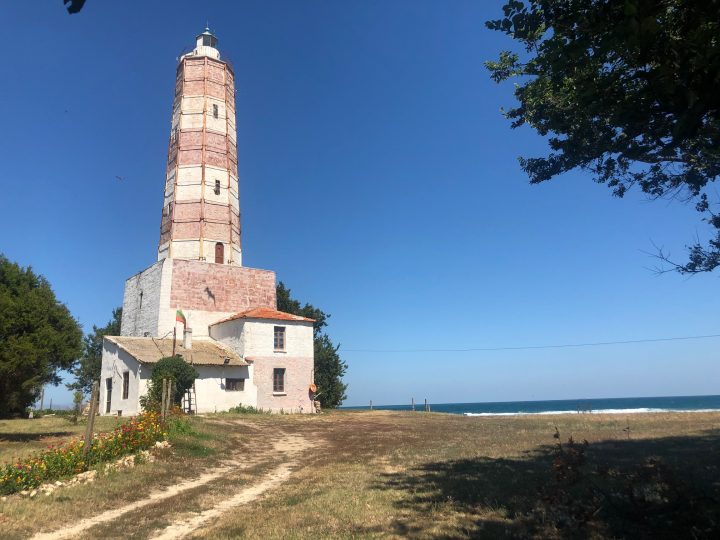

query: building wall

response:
[253,355,314,413]
[208,318,246,354]
[169,259,276,314]
[211,319,314,413]
[121,260,170,337]
[192,364,256,413]
[99,339,148,416]
[122,258,276,338]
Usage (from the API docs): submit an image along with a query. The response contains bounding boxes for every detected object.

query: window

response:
[122,372,129,400]
[215,242,224,264]
[214,179,221,195]
[274,326,286,351]
[273,368,285,393]
[212,103,218,119]
[225,378,245,391]
[105,378,112,414]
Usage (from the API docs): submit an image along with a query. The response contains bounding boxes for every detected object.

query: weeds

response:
[227,404,270,415]
[538,428,720,537]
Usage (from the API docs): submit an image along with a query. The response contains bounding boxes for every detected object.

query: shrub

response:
[140,355,198,412]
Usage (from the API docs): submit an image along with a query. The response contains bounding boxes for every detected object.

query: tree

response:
[140,355,199,411]
[68,307,122,396]
[0,255,83,417]
[276,282,347,408]
[486,0,720,273]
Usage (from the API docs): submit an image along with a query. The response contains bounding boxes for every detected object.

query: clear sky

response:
[1,1,717,408]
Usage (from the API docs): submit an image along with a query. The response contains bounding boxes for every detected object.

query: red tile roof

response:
[211,307,315,325]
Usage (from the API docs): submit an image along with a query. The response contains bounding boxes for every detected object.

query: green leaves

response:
[0,255,82,417]
[143,356,199,409]
[68,307,122,396]
[486,0,720,272]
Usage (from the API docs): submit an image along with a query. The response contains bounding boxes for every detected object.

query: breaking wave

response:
[463,408,720,417]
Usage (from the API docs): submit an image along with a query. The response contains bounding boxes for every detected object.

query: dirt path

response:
[29,433,313,540]
[149,434,313,540]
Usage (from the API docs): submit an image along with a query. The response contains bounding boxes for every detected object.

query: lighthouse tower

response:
[159,28,241,266]
[119,30,277,338]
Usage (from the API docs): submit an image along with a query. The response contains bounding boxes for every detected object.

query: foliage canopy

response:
[0,255,82,417]
[141,355,199,411]
[486,0,720,273]
[68,307,122,396]
[276,282,347,408]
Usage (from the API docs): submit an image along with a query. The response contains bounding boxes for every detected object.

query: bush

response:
[140,356,198,412]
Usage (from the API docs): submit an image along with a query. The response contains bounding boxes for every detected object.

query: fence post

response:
[160,378,167,421]
[83,381,99,457]
[424,398,428,412]
[411,397,415,411]
[166,380,174,418]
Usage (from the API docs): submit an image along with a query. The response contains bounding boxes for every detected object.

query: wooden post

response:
[160,378,167,420]
[424,398,428,412]
[411,397,415,411]
[166,380,174,417]
[83,381,99,457]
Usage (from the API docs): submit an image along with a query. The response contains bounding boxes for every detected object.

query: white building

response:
[99,30,316,415]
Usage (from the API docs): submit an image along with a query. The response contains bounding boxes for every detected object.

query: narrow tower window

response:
[212,104,219,119]
[214,179,221,195]
[215,242,224,264]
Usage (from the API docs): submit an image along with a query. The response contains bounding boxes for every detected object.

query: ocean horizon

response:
[342,394,720,416]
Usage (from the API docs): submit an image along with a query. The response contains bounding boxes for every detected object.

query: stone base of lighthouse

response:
[120,258,277,338]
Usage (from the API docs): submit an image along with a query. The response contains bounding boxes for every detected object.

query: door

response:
[105,377,112,413]
[215,242,224,264]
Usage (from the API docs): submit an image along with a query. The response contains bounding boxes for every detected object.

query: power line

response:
[343,333,720,353]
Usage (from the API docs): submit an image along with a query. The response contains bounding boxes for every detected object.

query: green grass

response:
[0,416,124,463]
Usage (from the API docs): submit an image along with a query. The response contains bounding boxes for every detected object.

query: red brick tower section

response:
[158,29,241,266]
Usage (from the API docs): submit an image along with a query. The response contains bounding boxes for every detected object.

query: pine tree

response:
[0,254,82,417]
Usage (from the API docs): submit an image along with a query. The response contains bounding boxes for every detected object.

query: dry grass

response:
[1,411,719,539]
[0,416,125,462]
[197,411,720,539]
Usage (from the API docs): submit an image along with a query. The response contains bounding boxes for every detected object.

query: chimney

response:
[183,328,193,350]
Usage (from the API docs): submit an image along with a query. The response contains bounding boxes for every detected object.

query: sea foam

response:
[463,408,720,417]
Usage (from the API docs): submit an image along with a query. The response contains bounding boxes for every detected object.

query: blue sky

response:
[1,1,717,408]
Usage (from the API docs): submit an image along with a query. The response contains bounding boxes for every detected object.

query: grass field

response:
[1,410,719,539]
[0,416,125,463]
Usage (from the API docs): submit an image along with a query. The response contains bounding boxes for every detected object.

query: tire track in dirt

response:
[29,430,313,540]
[148,434,314,540]
[28,463,247,540]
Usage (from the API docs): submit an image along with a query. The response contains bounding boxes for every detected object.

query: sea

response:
[343,395,720,416]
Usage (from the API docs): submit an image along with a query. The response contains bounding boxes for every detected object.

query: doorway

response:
[105,377,112,414]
